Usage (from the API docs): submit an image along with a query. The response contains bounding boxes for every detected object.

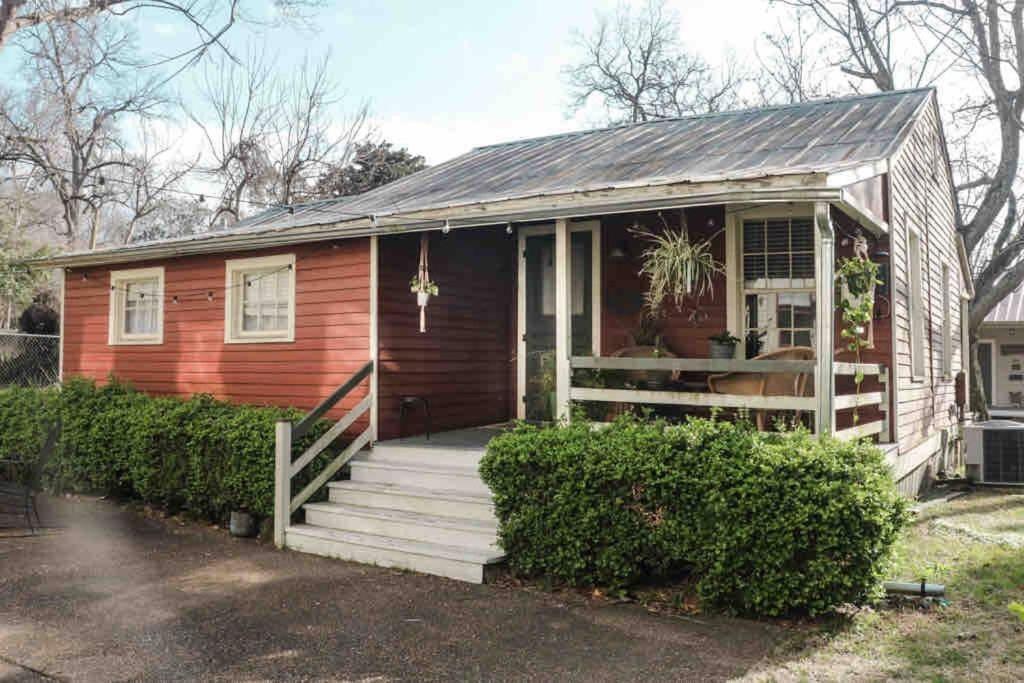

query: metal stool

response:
[398,396,431,439]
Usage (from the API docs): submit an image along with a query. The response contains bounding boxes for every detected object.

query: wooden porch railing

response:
[833,362,889,442]
[274,360,374,547]
[569,356,889,440]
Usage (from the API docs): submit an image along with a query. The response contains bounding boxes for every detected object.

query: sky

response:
[0,0,788,212]
[0,0,774,166]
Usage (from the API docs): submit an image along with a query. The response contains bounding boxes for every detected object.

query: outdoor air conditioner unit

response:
[964,420,1024,485]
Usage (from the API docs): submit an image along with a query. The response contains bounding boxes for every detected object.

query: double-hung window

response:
[741,215,816,353]
[224,254,296,343]
[109,267,164,345]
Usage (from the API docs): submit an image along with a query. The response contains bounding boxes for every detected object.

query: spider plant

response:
[631,218,724,317]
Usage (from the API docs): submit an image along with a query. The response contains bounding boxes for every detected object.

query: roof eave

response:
[35,173,846,268]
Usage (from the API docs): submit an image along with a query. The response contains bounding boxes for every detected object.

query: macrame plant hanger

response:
[417,233,429,333]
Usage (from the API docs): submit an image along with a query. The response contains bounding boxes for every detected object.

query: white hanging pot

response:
[417,291,430,307]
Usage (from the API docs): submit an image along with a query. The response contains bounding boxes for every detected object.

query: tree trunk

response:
[968,330,989,420]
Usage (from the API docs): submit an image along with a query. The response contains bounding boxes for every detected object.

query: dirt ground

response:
[0,496,789,682]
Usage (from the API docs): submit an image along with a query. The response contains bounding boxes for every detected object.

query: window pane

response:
[767,253,789,279]
[765,220,790,252]
[792,252,814,279]
[236,265,292,335]
[744,254,765,284]
[743,220,765,251]
[777,304,792,328]
[779,331,792,347]
[745,294,760,329]
[793,330,812,347]
[790,219,813,249]
[123,278,159,334]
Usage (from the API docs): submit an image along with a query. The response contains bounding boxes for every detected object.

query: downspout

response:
[814,202,835,436]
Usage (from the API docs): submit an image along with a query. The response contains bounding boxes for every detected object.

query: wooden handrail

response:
[571,356,816,373]
[833,362,886,376]
[293,360,374,439]
[274,360,375,547]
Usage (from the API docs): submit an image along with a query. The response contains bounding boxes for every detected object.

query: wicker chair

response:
[707,346,815,430]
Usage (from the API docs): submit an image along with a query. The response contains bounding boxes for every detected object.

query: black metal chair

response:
[0,421,59,534]
[398,396,432,440]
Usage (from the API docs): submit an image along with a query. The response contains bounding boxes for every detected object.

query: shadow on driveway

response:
[0,497,788,682]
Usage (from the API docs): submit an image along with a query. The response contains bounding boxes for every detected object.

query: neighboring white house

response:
[978,287,1024,417]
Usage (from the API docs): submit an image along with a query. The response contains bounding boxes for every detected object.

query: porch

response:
[374,199,891,443]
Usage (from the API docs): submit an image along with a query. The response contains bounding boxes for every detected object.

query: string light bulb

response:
[207,291,214,302]
[505,223,513,235]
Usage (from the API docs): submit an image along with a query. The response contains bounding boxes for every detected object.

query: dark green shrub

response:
[480,416,908,616]
[0,384,59,483]
[0,377,331,523]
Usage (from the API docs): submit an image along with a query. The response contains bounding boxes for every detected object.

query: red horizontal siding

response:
[62,240,372,424]
[376,227,515,440]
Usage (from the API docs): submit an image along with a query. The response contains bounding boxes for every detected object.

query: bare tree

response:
[782,0,1024,415]
[0,0,327,70]
[0,15,166,248]
[191,48,280,226]
[755,10,834,104]
[565,0,745,123]
[268,52,368,205]
[108,129,197,244]
[193,47,368,225]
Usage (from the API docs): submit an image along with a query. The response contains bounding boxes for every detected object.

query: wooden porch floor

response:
[375,423,511,453]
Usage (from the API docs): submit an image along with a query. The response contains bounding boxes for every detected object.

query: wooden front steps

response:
[283,427,505,583]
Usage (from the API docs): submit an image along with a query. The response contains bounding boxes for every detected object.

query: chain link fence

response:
[0,332,60,388]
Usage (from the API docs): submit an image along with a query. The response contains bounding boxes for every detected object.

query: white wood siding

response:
[888,97,964,458]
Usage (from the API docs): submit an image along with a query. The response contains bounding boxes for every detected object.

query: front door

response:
[517,223,600,421]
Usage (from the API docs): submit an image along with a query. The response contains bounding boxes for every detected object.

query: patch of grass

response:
[744,490,1024,682]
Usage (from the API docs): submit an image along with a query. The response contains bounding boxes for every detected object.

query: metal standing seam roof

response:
[985,287,1024,323]
[51,88,935,261]
[236,88,931,230]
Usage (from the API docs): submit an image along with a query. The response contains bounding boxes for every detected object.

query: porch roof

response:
[39,89,932,268]
[984,286,1024,324]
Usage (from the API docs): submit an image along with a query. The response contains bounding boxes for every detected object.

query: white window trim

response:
[224,253,296,344]
[730,204,817,356]
[908,229,925,381]
[941,262,952,380]
[108,266,165,346]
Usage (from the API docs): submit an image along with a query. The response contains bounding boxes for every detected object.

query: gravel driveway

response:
[0,496,786,682]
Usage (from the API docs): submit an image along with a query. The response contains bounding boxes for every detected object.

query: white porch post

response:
[273,419,291,548]
[369,235,379,443]
[814,202,835,436]
[555,218,572,421]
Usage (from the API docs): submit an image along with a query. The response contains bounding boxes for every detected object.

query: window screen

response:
[742,217,815,288]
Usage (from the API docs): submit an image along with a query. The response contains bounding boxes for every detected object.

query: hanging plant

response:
[409,276,439,297]
[836,254,881,424]
[631,213,724,317]
[412,233,438,332]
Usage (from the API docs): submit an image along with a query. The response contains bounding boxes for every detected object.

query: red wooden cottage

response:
[41,88,972,582]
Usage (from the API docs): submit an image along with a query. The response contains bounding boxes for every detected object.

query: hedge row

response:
[479,416,908,616]
[0,377,330,522]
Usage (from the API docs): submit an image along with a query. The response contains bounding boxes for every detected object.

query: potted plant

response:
[631,213,724,317]
[745,329,766,359]
[709,331,742,359]
[409,275,439,306]
[230,510,258,538]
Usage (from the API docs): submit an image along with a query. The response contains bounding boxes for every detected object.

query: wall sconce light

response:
[609,241,630,260]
